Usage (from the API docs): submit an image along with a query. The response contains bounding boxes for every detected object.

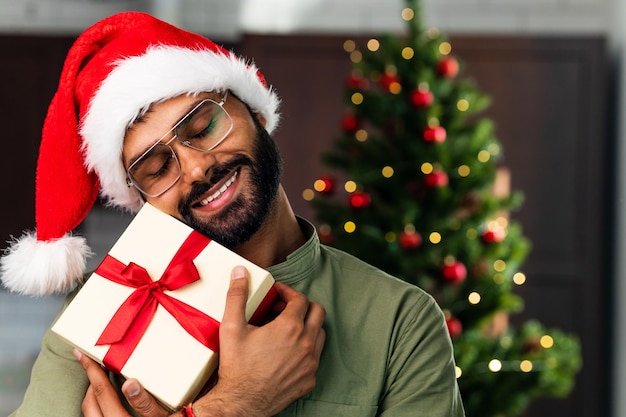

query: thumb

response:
[122,379,168,417]
[221,265,250,326]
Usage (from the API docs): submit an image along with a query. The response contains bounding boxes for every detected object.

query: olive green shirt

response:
[11,219,464,417]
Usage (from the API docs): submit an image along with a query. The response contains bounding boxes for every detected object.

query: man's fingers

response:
[122,379,169,417]
[82,386,104,417]
[221,266,251,326]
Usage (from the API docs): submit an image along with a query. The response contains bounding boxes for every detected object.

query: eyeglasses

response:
[126,91,233,197]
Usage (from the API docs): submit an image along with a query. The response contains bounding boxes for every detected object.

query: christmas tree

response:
[305,1,581,416]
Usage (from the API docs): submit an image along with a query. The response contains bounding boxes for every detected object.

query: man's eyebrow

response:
[125,99,205,168]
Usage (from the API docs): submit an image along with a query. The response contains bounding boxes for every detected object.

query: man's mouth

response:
[197,170,238,207]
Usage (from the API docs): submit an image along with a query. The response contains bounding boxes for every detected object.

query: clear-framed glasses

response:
[126,91,233,197]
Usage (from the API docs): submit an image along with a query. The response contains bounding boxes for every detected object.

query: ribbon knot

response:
[94,231,221,374]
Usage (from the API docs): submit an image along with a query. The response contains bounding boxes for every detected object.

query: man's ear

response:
[255,112,267,127]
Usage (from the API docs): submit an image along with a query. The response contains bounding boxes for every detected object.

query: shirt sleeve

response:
[9,292,89,417]
[377,294,466,417]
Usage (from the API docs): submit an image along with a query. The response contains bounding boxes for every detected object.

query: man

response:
[2,12,465,417]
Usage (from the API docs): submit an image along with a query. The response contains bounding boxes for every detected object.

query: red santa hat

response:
[0,11,280,296]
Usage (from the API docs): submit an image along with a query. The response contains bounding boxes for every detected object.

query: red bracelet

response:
[181,403,195,417]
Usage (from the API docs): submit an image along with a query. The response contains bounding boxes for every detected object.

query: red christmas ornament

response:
[410,89,434,107]
[342,113,359,132]
[442,261,467,283]
[437,56,459,78]
[482,227,506,243]
[315,176,335,194]
[380,73,399,90]
[346,73,368,90]
[398,230,422,250]
[425,170,448,188]
[446,315,463,339]
[349,191,371,209]
[423,126,447,143]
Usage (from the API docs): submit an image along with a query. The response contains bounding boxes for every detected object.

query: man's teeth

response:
[199,171,238,206]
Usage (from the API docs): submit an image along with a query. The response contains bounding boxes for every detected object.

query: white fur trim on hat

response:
[80,45,281,212]
[1,232,92,296]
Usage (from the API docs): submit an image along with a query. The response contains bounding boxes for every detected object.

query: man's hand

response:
[192,266,326,416]
[73,349,170,417]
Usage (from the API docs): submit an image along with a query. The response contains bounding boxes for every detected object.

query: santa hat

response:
[0,11,280,296]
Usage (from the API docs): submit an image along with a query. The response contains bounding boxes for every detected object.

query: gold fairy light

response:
[350,50,362,63]
[495,216,509,228]
[488,143,501,156]
[457,99,469,112]
[344,221,357,233]
[402,47,414,60]
[401,8,414,21]
[466,228,478,239]
[367,38,380,52]
[493,273,505,284]
[385,232,396,242]
[439,41,452,55]
[540,335,554,349]
[429,232,442,244]
[313,179,327,192]
[493,260,506,272]
[478,150,491,162]
[382,166,394,178]
[455,366,462,378]
[344,181,357,193]
[421,162,433,174]
[343,39,356,52]
[458,165,470,177]
[513,272,527,285]
[351,92,364,105]
[488,359,502,372]
[520,360,533,372]
[302,188,314,201]
[388,82,402,94]
[468,292,481,304]
[355,129,368,142]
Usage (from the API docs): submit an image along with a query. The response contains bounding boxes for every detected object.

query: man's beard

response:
[178,118,283,249]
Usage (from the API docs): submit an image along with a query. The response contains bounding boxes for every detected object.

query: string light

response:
[421,162,433,174]
[520,360,533,372]
[455,366,463,378]
[350,50,362,63]
[351,92,364,105]
[540,335,554,349]
[466,228,478,239]
[513,272,526,285]
[388,82,402,94]
[402,47,414,59]
[343,40,356,52]
[488,359,502,372]
[382,166,394,178]
[401,8,414,21]
[488,143,501,156]
[367,38,380,52]
[493,260,506,272]
[344,181,357,193]
[439,41,452,55]
[457,99,469,111]
[344,221,356,233]
[478,150,491,162]
[493,273,505,284]
[458,165,470,177]
[429,232,442,244]
[468,292,481,304]
[302,188,314,201]
[355,129,368,142]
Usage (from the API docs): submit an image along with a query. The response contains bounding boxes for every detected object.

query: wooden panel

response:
[240,34,611,417]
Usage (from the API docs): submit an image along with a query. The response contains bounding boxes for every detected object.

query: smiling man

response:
[1,12,465,417]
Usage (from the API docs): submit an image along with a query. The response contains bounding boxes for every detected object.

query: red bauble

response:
[398,230,422,250]
[482,227,506,243]
[380,73,399,90]
[315,176,335,194]
[410,89,434,107]
[442,261,467,283]
[437,56,459,78]
[425,171,448,188]
[446,315,463,339]
[346,73,368,90]
[423,126,447,143]
[349,191,371,209]
[342,114,359,132]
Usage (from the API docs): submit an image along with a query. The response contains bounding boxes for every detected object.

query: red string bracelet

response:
[181,403,196,417]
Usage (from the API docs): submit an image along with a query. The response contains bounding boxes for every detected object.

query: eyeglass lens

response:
[128,98,233,196]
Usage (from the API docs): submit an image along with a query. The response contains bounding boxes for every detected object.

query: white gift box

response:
[52,202,276,410]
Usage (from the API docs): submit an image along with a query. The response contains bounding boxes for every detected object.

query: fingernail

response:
[126,380,141,397]
[72,348,82,361]
[232,265,246,280]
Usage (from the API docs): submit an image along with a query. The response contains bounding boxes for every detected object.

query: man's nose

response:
[173,141,216,184]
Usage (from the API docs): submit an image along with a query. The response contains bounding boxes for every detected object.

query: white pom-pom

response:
[0,232,92,297]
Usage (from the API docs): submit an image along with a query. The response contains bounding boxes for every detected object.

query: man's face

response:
[122,92,282,249]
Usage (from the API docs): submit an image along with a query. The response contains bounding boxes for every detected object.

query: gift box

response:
[52,202,276,410]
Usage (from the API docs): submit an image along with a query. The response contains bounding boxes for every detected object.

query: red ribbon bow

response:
[94,231,220,373]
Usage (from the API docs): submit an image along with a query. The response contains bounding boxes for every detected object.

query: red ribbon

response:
[94,231,220,374]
